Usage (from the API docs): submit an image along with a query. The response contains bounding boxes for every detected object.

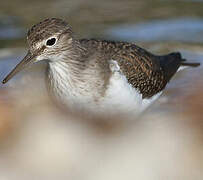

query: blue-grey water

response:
[105,18,203,42]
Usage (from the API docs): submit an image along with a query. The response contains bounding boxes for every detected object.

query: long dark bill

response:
[2,51,36,84]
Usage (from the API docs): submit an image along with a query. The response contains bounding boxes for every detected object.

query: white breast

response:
[48,61,96,108]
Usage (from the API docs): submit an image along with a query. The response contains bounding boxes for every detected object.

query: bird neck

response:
[46,40,89,96]
[49,39,86,77]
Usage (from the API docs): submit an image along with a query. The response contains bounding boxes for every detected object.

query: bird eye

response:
[46,37,56,46]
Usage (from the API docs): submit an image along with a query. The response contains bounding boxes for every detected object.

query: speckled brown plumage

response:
[2,18,200,103]
[27,18,72,44]
[79,39,190,98]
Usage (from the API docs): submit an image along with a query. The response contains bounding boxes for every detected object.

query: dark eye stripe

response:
[46,38,56,46]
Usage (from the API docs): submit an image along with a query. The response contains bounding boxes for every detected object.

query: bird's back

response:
[79,39,186,98]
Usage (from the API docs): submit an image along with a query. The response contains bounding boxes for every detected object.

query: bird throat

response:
[47,59,85,102]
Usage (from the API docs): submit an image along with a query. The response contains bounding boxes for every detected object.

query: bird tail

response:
[180,60,200,67]
[159,52,200,82]
[166,52,200,67]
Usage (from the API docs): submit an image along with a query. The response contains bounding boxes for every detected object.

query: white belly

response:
[48,61,161,115]
[66,66,161,115]
[98,69,162,115]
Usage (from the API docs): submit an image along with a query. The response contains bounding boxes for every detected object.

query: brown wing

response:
[79,39,191,99]
[110,43,167,98]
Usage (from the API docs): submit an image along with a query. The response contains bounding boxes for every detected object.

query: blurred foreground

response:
[0,44,202,180]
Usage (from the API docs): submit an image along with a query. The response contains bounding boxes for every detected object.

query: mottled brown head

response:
[27,18,73,52]
[2,18,74,84]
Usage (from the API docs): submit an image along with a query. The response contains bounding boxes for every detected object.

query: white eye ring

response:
[46,37,57,46]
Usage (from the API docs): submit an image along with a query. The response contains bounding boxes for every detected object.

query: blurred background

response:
[0,0,203,179]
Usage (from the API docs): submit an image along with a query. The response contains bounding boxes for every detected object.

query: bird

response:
[2,18,200,115]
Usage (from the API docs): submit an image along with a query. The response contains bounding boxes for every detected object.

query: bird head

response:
[2,18,74,84]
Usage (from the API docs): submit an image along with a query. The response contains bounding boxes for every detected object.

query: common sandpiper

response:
[2,18,200,114]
